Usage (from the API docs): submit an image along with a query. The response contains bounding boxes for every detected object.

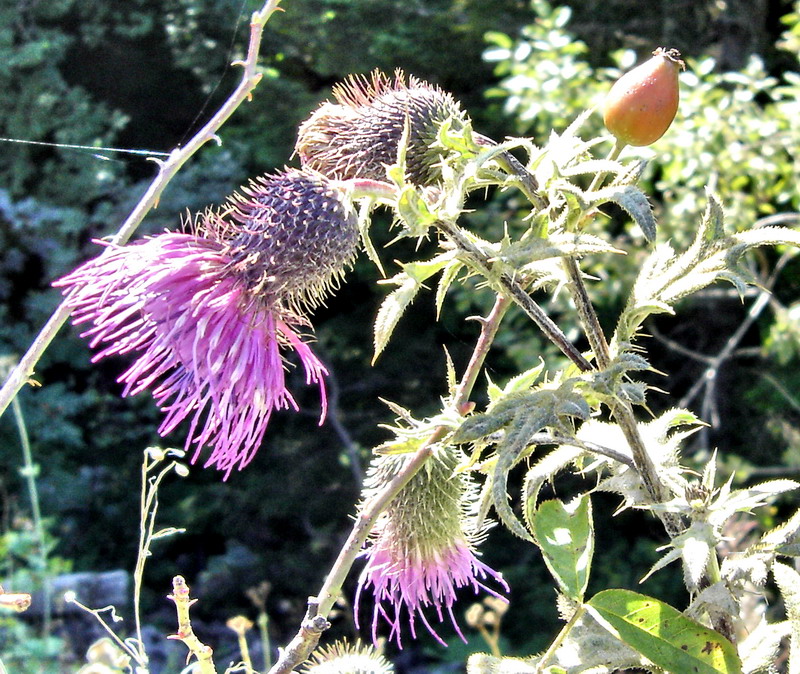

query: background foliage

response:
[1,0,799,671]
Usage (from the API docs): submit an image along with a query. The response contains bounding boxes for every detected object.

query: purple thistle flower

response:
[355,447,508,647]
[56,169,358,478]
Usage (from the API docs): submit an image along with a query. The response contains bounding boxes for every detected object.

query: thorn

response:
[231,59,247,68]
[209,134,222,147]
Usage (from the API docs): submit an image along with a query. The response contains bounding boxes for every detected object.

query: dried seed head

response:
[295,70,469,185]
[198,168,359,311]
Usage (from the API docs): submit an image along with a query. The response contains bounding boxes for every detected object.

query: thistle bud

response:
[295,70,469,185]
[301,639,394,674]
[602,47,684,147]
[203,168,359,310]
[355,446,508,647]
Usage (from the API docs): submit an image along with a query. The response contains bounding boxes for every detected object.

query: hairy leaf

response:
[773,562,800,674]
[523,444,585,529]
[373,275,421,362]
[587,185,657,242]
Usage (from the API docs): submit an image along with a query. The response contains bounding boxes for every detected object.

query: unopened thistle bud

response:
[355,446,508,647]
[56,169,358,478]
[301,639,394,674]
[295,70,470,186]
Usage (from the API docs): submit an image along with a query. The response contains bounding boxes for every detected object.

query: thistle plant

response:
[5,2,800,673]
[270,55,800,673]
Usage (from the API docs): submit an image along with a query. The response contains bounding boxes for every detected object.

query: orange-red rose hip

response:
[602,47,684,147]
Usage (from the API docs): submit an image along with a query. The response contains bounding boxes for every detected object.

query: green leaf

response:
[587,589,742,674]
[357,199,384,276]
[373,275,420,362]
[435,258,463,318]
[500,232,624,269]
[532,495,594,601]
[522,444,585,528]
[455,381,590,541]
[589,185,657,242]
[372,254,455,361]
[396,185,438,234]
[402,253,456,284]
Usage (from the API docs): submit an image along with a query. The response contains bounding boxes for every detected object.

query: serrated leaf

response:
[702,189,725,242]
[761,507,800,554]
[435,259,464,318]
[373,276,421,362]
[588,185,657,242]
[451,406,517,444]
[533,495,594,601]
[500,232,625,269]
[588,589,742,674]
[402,252,456,283]
[396,185,438,234]
[682,530,713,590]
[444,347,456,396]
[738,619,791,674]
[456,382,590,541]
[357,200,384,275]
[501,361,546,395]
[612,159,649,187]
[639,547,682,584]
[560,158,626,178]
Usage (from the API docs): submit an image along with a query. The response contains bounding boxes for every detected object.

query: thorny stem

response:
[560,143,741,637]
[0,0,284,423]
[562,254,679,533]
[168,576,216,674]
[268,293,511,674]
[435,218,592,372]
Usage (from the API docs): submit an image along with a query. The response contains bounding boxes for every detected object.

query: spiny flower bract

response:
[355,445,508,647]
[295,69,469,186]
[56,169,358,479]
[301,639,394,674]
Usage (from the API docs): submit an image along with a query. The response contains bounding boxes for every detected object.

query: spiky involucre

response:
[198,168,359,312]
[295,70,469,185]
[355,445,507,646]
[301,640,394,674]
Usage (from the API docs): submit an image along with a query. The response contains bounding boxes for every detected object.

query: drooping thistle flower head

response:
[300,639,394,674]
[295,70,470,186]
[355,445,508,647]
[55,169,358,479]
